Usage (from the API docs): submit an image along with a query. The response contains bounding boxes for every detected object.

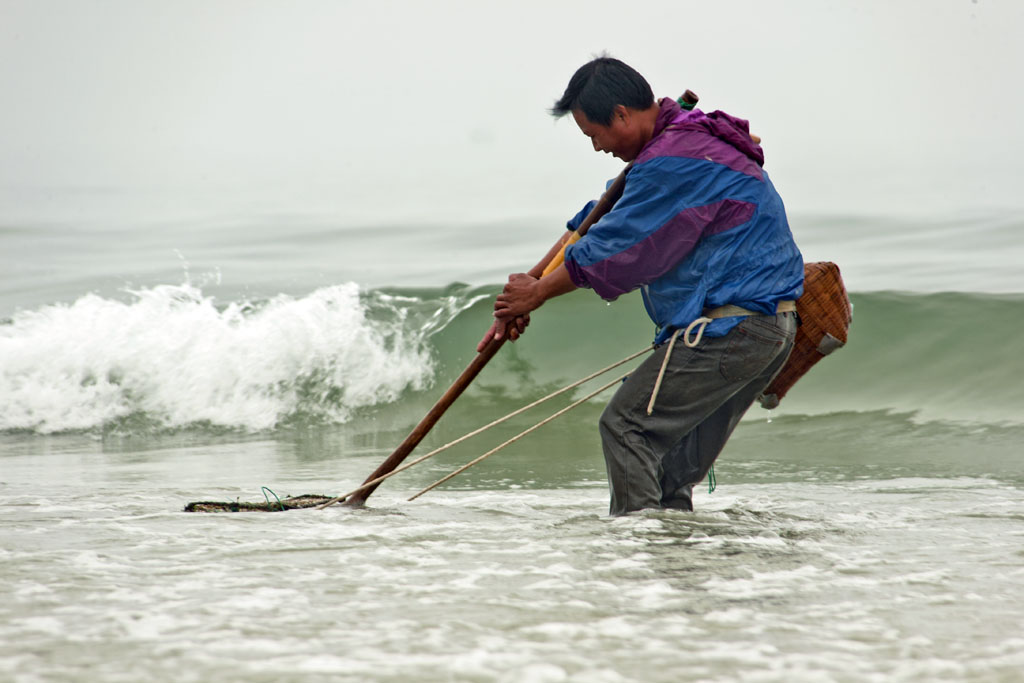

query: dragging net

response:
[184,492,336,513]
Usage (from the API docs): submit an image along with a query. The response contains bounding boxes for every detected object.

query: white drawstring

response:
[682,316,713,348]
[646,316,713,415]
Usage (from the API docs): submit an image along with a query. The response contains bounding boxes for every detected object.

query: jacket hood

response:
[652,98,764,167]
[703,110,764,167]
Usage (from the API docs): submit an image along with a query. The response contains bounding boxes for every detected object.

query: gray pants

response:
[600,312,797,516]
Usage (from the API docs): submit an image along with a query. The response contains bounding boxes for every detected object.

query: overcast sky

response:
[1,0,1021,221]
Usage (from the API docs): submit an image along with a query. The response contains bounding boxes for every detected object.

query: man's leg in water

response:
[600,312,796,516]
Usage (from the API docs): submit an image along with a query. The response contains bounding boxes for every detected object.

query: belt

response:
[703,300,797,319]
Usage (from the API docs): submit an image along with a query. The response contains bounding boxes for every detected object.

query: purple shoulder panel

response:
[638,129,763,180]
[568,199,756,300]
[700,198,757,237]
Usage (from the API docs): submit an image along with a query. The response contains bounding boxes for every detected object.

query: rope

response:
[646,328,680,415]
[317,345,653,510]
[408,371,631,501]
[683,316,713,348]
[646,313,713,415]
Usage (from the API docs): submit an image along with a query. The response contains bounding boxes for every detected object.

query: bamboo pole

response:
[343,163,632,507]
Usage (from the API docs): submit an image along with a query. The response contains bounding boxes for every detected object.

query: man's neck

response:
[633,103,662,150]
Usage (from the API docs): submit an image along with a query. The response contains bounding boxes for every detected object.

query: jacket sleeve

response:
[565,200,598,231]
[563,160,756,300]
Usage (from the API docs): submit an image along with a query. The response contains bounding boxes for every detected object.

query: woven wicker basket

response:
[758,261,852,408]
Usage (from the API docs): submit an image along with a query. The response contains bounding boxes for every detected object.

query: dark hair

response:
[551,56,655,126]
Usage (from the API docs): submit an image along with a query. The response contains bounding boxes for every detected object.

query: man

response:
[479,56,803,515]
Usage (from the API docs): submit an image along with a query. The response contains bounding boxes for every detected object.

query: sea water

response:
[3,199,1024,682]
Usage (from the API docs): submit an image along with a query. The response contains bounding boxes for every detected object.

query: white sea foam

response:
[2,476,1023,682]
[0,282,450,432]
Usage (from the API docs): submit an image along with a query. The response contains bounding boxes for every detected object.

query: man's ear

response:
[612,104,630,125]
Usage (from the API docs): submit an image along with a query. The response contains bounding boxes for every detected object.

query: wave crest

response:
[0,283,459,433]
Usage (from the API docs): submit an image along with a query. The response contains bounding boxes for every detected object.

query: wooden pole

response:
[577,165,630,232]
[343,334,507,506]
[344,163,633,507]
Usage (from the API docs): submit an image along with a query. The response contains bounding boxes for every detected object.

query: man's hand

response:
[495,273,544,320]
[476,314,530,352]
[474,267,577,353]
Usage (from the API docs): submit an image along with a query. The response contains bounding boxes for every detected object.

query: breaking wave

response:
[3,282,1023,434]
[0,282,481,433]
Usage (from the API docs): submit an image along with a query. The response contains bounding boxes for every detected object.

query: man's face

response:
[572,106,643,162]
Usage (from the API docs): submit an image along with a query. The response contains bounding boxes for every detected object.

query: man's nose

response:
[592,138,601,152]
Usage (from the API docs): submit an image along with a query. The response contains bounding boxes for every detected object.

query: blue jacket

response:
[563,99,804,344]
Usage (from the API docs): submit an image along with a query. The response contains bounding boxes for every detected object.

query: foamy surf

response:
[0,282,477,433]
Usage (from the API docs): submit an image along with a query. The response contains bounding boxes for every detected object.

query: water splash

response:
[0,282,468,433]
